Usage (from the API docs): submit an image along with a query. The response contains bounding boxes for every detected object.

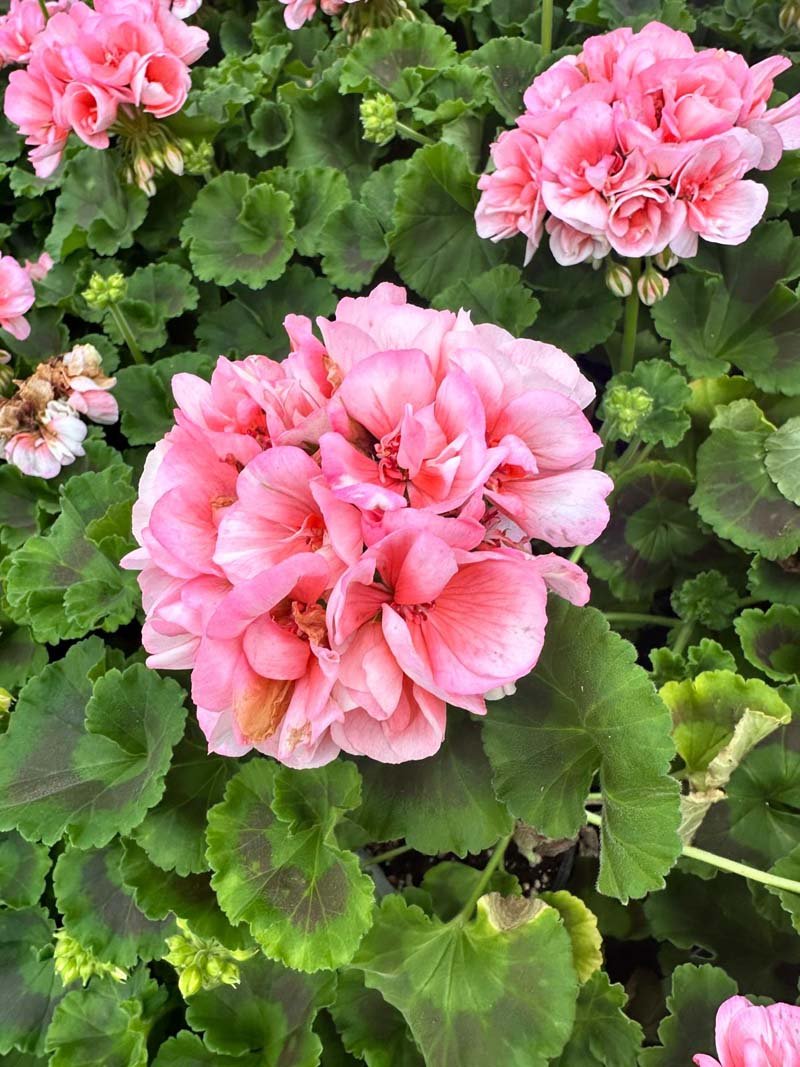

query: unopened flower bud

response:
[164,919,255,999]
[779,0,800,31]
[134,153,155,185]
[637,264,670,306]
[360,93,398,145]
[0,689,11,715]
[653,247,678,271]
[603,383,654,439]
[163,143,185,176]
[605,261,633,298]
[54,929,127,987]
[179,965,204,998]
[82,272,127,309]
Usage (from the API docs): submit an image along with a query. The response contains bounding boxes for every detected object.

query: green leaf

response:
[320,202,389,291]
[264,167,351,258]
[181,172,295,288]
[329,970,424,1067]
[248,99,294,157]
[196,265,335,360]
[0,466,57,550]
[0,626,48,693]
[131,723,234,876]
[45,983,148,1067]
[116,353,214,446]
[47,150,148,258]
[185,952,334,1061]
[552,971,642,1067]
[639,963,737,1067]
[415,861,520,923]
[0,834,50,909]
[433,264,540,334]
[692,400,800,560]
[584,463,707,602]
[484,600,681,901]
[0,907,62,1056]
[354,894,577,1067]
[360,160,409,227]
[735,605,800,681]
[651,221,800,390]
[340,22,458,106]
[527,256,621,354]
[390,143,505,301]
[661,670,791,791]
[686,640,737,678]
[671,571,739,631]
[207,760,374,972]
[604,360,691,448]
[153,1033,262,1067]
[1,466,138,644]
[468,38,541,123]
[540,890,602,984]
[0,640,187,848]
[102,264,198,354]
[352,713,512,857]
[54,841,170,969]
[764,415,800,504]
[747,555,800,608]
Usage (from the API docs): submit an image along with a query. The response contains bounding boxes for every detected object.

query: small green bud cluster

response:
[360,93,398,145]
[603,383,654,439]
[0,688,11,715]
[82,272,127,310]
[180,139,215,176]
[54,929,127,987]
[164,920,256,999]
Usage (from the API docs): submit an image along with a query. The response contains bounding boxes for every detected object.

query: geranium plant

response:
[0,0,799,1064]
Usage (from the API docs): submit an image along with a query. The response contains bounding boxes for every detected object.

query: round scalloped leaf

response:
[0,907,62,1056]
[764,416,800,505]
[0,833,50,909]
[351,713,512,858]
[354,895,577,1067]
[735,605,800,681]
[320,202,389,291]
[180,172,295,288]
[584,462,706,602]
[185,952,334,1062]
[207,760,374,972]
[433,265,540,336]
[415,861,520,923]
[53,841,171,969]
[539,891,602,984]
[607,360,691,448]
[747,555,800,607]
[0,640,187,848]
[45,983,148,1067]
[661,670,791,788]
[329,970,423,1067]
[340,21,457,104]
[468,38,542,123]
[483,600,681,901]
[639,963,737,1067]
[153,1033,264,1067]
[692,401,800,559]
[551,970,642,1067]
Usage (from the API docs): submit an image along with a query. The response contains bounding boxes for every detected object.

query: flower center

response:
[392,600,434,622]
[374,430,405,485]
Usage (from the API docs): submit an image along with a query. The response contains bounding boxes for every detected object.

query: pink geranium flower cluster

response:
[695,996,800,1067]
[2,0,208,178]
[124,284,613,767]
[476,21,800,265]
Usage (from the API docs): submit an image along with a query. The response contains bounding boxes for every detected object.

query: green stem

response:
[361,843,412,868]
[37,0,49,19]
[540,0,554,56]
[460,13,476,49]
[736,595,763,609]
[604,612,680,628]
[618,259,641,374]
[672,620,695,656]
[455,833,513,925]
[396,121,434,146]
[108,304,145,365]
[568,544,586,566]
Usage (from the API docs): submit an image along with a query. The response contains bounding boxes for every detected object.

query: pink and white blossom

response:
[694,996,800,1067]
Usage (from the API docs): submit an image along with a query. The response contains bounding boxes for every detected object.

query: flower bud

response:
[653,247,678,271]
[163,143,185,176]
[360,93,398,145]
[82,272,127,309]
[164,921,255,998]
[179,965,204,999]
[54,929,127,987]
[0,689,11,715]
[779,0,800,31]
[602,383,654,439]
[605,261,633,298]
[181,139,215,175]
[637,264,670,306]
[134,153,155,185]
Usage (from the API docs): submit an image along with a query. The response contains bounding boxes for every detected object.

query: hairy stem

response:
[396,121,434,146]
[455,833,513,924]
[540,0,554,55]
[672,620,695,656]
[361,843,412,867]
[604,612,681,628]
[618,259,641,374]
[108,304,145,365]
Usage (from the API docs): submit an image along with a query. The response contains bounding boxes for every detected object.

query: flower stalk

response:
[455,832,513,924]
[618,259,641,373]
[540,0,554,56]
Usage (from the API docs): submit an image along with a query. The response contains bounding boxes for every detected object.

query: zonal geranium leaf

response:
[153,1032,263,1067]
[0,833,50,909]
[0,907,62,1056]
[116,352,214,447]
[601,360,691,448]
[351,713,512,857]
[130,723,234,876]
[180,172,295,288]
[0,465,57,551]
[585,461,706,602]
[45,983,148,1067]
[692,400,800,560]
[735,605,800,681]
[527,256,621,354]
[468,38,542,123]
[639,963,737,1067]
[339,22,457,105]
[661,671,791,790]
[414,861,520,923]
[390,142,505,300]
[764,415,800,505]
[539,891,602,985]
[207,760,374,972]
[53,841,171,969]
[433,265,540,335]
[0,639,187,848]
[102,263,198,354]
[185,951,334,1061]
[483,600,681,901]
[263,167,351,259]
[747,555,800,608]
[1,466,139,644]
[329,970,424,1067]
[354,894,577,1067]
[320,202,389,291]
[550,970,642,1067]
